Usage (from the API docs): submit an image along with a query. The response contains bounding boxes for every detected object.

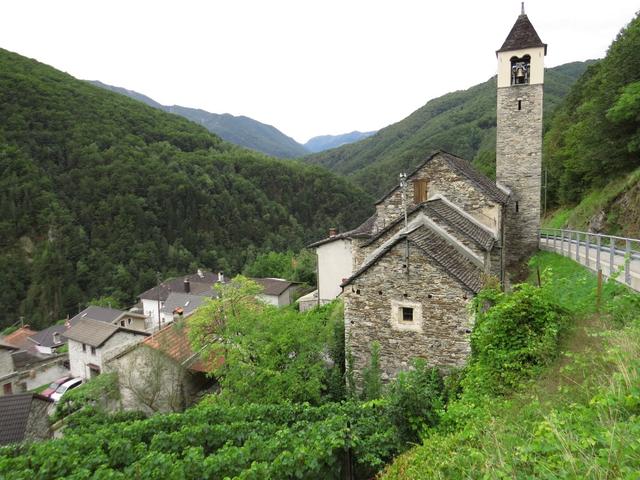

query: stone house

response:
[0,393,53,445]
[105,321,217,414]
[0,341,19,396]
[63,318,150,379]
[310,9,546,385]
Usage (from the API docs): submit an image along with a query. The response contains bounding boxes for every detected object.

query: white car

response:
[50,377,82,402]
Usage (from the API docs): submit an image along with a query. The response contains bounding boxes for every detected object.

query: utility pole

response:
[399,172,409,274]
[156,271,162,332]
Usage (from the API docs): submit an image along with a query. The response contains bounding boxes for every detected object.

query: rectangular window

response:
[91,346,96,355]
[413,179,428,203]
[82,343,86,353]
[402,307,414,322]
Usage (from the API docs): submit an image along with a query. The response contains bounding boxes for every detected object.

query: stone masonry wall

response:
[496,83,543,270]
[374,155,501,233]
[344,241,473,385]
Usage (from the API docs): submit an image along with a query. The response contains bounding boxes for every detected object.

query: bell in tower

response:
[510,55,530,85]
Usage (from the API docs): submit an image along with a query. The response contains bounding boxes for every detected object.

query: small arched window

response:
[510,55,531,85]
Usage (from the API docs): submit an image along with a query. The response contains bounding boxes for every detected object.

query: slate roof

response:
[2,326,39,350]
[375,151,510,207]
[409,228,484,293]
[139,271,222,301]
[70,306,127,325]
[342,225,484,294]
[161,292,212,317]
[363,197,495,251]
[423,198,496,250]
[307,213,378,248]
[0,393,52,445]
[253,278,300,296]
[143,322,217,373]
[29,324,67,349]
[497,13,547,54]
[63,318,149,348]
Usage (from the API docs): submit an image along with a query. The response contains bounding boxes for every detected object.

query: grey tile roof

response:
[0,394,52,445]
[423,199,495,250]
[363,198,495,251]
[497,14,547,53]
[160,292,211,317]
[375,150,510,207]
[29,324,67,348]
[63,318,149,348]
[343,225,484,294]
[138,271,222,301]
[307,213,378,248]
[253,278,300,296]
[409,228,484,293]
[69,306,125,325]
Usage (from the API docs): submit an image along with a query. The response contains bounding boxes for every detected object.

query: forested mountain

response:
[305,61,592,198]
[304,130,377,153]
[0,48,372,329]
[544,13,640,207]
[90,81,309,159]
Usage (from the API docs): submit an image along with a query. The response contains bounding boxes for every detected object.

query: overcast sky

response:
[1,1,638,143]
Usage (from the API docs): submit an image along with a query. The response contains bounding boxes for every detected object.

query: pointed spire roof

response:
[497,9,547,54]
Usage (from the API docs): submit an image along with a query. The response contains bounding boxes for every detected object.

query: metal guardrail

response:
[539,228,640,286]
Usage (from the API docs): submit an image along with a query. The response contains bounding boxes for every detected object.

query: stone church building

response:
[310,8,546,384]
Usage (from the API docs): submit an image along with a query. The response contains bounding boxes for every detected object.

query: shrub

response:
[386,359,445,444]
[465,282,567,396]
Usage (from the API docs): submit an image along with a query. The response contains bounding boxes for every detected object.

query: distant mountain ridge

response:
[304,61,594,198]
[304,131,377,153]
[90,80,308,159]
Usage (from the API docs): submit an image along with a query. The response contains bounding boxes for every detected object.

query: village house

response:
[138,269,225,329]
[1,327,70,394]
[63,318,150,379]
[0,341,19,396]
[310,9,546,385]
[159,291,214,325]
[105,320,218,414]
[253,278,301,307]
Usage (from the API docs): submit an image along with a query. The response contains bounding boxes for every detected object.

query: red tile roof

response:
[143,322,222,373]
[3,326,38,350]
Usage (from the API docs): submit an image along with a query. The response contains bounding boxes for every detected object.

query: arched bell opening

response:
[510,54,531,85]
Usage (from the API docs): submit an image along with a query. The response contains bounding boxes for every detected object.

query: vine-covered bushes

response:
[0,400,403,479]
[464,281,568,396]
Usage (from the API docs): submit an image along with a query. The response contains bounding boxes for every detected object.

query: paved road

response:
[539,236,640,292]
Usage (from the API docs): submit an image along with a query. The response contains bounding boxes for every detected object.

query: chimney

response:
[329,227,337,237]
[184,279,190,293]
[218,271,224,283]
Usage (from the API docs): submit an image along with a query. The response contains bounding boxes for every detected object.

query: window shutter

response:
[413,179,428,203]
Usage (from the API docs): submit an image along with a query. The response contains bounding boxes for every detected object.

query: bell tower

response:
[496,3,547,271]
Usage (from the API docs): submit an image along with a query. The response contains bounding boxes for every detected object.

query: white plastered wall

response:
[317,239,353,302]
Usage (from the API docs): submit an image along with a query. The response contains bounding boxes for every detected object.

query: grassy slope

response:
[382,251,640,479]
[304,62,592,198]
